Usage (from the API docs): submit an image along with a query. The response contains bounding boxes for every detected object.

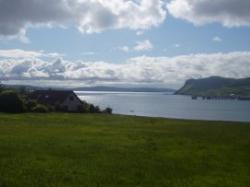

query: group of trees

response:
[71,101,112,114]
[0,83,112,114]
[0,90,26,113]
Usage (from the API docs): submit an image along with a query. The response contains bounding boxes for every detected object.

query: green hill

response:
[175,76,250,97]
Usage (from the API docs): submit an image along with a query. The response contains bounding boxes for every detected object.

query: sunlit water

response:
[75,91,250,122]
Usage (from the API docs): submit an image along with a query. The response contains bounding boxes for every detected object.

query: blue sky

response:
[1,0,250,88]
[2,16,250,62]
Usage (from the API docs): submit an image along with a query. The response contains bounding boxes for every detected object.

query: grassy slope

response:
[0,113,249,187]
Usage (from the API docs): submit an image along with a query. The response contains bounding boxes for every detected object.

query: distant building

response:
[30,90,83,112]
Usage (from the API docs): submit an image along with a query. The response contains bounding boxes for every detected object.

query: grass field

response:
[0,113,249,187]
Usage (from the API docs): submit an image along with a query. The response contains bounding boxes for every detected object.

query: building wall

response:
[61,93,82,112]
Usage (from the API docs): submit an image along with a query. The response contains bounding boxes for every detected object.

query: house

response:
[30,90,84,112]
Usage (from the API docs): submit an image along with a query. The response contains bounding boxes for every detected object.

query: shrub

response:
[0,90,25,113]
[32,104,49,113]
[25,100,38,112]
[95,106,101,113]
[103,107,112,114]
[0,83,3,93]
[89,104,95,113]
[89,104,101,113]
[76,101,90,113]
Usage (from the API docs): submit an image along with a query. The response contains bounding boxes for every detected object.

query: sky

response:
[0,0,250,89]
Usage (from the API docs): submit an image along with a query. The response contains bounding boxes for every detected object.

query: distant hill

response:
[175,76,250,97]
[75,86,175,93]
[1,84,175,93]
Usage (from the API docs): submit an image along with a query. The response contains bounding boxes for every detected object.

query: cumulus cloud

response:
[117,40,154,52]
[0,49,64,59]
[0,49,43,59]
[167,0,250,27]
[134,40,154,51]
[0,0,167,38]
[1,50,250,88]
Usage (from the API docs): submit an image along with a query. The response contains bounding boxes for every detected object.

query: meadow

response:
[0,113,249,187]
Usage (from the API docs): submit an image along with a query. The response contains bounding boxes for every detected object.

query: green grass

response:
[0,113,249,187]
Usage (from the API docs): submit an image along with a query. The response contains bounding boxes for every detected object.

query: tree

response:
[32,104,49,113]
[104,107,112,114]
[89,104,101,113]
[25,100,38,111]
[0,81,3,93]
[0,90,25,113]
[77,102,90,113]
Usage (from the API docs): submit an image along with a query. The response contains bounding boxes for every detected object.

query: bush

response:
[103,107,112,114]
[95,106,101,113]
[32,104,49,113]
[0,90,25,113]
[76,101,90,113]
[0,83,3,93]
[89,104,101,113]
[25,100,38,112]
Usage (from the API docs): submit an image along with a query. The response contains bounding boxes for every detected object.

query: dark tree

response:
[89,104,101,113]
[0,90,25,113]
[32,104,49,113]
[0,81,3,93]
[89,104,96,113]
[104,107,112,114]
[25,100,38,111]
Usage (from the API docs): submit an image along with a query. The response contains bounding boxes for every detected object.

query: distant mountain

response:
[1,84,175,93]
[175,76,250,97]
[74,86,175,93]
[1,84,45,91]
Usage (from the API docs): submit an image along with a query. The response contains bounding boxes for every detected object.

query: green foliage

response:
[0,114,249,186]
[176,76,250,97]
[0,90,25,113]
[103,107,112,114]
[89,104,101,113]
[0,82,3,93]
[77,101,90,113]
[31,104,49,113]
[0,85,111,114]
[18,86,28,95]
[25,100,38,111]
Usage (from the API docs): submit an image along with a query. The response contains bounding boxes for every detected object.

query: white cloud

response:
[167,0,250,27]
[1,51,250,88]
[134,40,154,51]
[213,36,222,42]
[0,0,167,38]
[117,46,130,53]
[117,40,154,52]
[0,49,43,59]
[0,49,64,59]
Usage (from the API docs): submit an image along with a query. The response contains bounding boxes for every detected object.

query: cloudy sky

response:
[1,0,250,88]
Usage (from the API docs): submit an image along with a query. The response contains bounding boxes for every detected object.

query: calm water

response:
[75,91,250,122]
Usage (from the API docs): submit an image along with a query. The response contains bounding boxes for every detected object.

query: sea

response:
[75,91,250,123]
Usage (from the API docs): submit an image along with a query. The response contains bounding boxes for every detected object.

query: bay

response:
[76,91,250,122]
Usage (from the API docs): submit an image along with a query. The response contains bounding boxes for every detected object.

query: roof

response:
[30,90,78,105]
